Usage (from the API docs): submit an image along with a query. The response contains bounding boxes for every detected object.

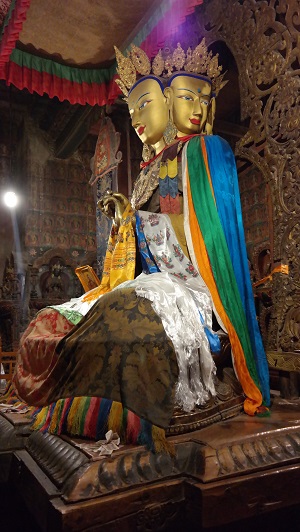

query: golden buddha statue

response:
[98,74,173,221]
[168,72,213,136]
[11,40,270,453]
[99,41,224,221]
[128,76,172,156]
[84,40,269,418]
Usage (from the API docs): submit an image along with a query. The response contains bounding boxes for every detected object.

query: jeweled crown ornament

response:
[114,39,227,97]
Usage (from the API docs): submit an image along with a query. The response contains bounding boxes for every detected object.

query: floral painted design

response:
[138,211,202,283]
[173,244,184,262]
[156,252,174,269]
[185,262,199,277]
[152,231,164,246]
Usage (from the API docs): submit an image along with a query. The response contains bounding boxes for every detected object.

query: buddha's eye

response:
[178,95,193,101]
[139,99,151,110]
[200,99,210,106]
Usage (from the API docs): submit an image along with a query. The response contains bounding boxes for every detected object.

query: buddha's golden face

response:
[128,77,170,152]
[170,74,212,136]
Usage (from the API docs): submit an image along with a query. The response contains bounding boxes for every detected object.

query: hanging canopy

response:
[0,0,203,106]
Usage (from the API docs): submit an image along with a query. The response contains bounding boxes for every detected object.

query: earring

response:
[163,115,178,145]
[142,143,155,162]
[205,98,216,136]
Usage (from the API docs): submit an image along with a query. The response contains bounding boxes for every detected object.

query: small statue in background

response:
[40,257,69,299]
[0,255,20,300]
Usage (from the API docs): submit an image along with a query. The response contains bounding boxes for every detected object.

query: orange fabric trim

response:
[186,170,262,415]
[201,137,215,201]
[253,264,289,288]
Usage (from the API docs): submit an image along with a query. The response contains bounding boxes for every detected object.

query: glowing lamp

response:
[3,191,18,208]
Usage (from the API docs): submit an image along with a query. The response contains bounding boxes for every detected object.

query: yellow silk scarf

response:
[83,204,136,302]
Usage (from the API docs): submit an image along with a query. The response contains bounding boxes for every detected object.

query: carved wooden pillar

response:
[196,0,300,377]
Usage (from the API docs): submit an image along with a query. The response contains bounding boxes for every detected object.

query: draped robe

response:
[12,135,270,439]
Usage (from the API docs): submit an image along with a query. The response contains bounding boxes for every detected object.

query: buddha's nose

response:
[193,98,201,116]
[132,115,140,129]
[131,108,140,128]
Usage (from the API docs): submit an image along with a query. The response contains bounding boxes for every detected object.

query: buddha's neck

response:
[152,138,166,155]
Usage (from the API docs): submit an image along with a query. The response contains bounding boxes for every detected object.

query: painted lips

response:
[189,118,201,125]
[137,126,145,135]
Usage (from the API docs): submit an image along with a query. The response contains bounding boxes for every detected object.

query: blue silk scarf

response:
[204,136,270,405]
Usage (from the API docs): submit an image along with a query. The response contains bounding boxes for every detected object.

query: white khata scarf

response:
[133,211,217,412]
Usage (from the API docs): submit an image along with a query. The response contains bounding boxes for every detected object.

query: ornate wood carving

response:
[3,398,300,530]
[0,413,31,453]
[196,0,300,361]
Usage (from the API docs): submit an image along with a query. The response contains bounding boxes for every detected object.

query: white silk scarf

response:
[134,211,217,412]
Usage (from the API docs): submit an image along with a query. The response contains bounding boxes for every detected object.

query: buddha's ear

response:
[205,97,216,135]
[163,86,173,110]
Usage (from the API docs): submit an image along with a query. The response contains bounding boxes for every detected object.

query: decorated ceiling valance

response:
[0,0,203,106]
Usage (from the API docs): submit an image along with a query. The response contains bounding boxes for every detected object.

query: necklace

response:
[131,155,162,210]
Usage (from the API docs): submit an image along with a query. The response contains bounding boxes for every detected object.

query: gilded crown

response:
[114,39,227,97]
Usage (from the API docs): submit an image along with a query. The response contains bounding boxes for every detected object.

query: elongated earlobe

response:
[163,86,173,110]
[205,97,216,135]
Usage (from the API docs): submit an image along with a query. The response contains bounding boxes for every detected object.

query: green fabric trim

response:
[48,306,83,326]
[79,397,92,434]
[10,48,116,83]
[53,399,65,433]
[5,0,197,86]
[187,137,260,388]
[0,0,16,38]
[31,405,49,429]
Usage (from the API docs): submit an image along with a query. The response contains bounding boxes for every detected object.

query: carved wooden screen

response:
[193,0,300,369]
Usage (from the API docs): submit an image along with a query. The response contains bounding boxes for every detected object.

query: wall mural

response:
[25,157,96,260]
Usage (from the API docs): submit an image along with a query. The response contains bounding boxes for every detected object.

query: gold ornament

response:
[142,143,155,162]
[172,43,185,71]
[152,49,164,76]
[185,48,193,72]
[188,39,210,73]
[206,53,222,80]
[114,46,136,97]
[163,45,174,77]
[213,72,228,96]
[114,78,130,98]
[130,44,151,76]
[163,117,178,145]
[114,38,226,97]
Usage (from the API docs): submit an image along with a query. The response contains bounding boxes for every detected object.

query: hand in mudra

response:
[98,191,129,227]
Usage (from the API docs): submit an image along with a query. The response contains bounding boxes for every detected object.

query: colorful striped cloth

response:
[182,135,270,414]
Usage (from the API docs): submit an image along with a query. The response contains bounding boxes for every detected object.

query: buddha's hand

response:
[98,190,129,227]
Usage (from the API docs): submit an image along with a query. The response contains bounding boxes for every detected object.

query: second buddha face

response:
[169,74,212,136]
[128,77,170,154]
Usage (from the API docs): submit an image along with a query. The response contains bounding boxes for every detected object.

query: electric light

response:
[3,190,18,208]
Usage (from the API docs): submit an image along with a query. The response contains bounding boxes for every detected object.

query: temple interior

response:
[0,1,300,531]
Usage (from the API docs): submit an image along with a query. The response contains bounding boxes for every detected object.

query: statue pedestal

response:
[0,411,32,483]
[2,396,300,530]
